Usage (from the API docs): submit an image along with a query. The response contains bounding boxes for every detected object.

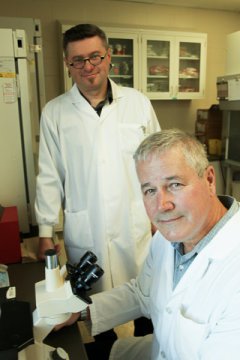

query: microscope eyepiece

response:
[76,251,97,271]
[45,249,58,270]
[66,251,104,296]
[75,264,104,291]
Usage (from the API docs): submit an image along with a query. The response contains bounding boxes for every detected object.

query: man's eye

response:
[144,189,156,196]
[74,57,84,63]
[90,54,99,59]
[169,183,183,190]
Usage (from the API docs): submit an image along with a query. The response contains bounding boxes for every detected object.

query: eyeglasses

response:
[68,52,108,69]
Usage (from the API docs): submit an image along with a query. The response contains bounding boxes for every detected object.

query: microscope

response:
[18,250,104,359]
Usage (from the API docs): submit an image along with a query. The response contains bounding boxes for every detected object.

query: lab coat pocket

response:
[64,209,93,248]
[175,306,209,359]
[119,124,146,154]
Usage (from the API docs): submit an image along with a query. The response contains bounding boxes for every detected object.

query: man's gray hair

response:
[134,128,209,177]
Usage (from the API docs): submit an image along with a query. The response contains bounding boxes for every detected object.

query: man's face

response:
[136,148,216,250]
[65,36,111,94]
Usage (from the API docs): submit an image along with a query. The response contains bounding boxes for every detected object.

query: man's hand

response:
[54,312,81,331]
[37,237,61,261]
[54,307,90,331]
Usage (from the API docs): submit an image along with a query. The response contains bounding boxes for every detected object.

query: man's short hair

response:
[134,128,209,177]
[63,23,108,55]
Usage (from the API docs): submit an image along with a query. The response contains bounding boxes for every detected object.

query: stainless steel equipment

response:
[0,18,45,233]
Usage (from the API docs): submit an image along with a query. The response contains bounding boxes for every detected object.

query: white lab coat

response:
[90,205,240,359]
[35,80,160,291]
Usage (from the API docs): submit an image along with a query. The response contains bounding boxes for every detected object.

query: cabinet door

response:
[141,34,174,99]
[104,29,139,88]
[176,36,207,99]
[141,32,207,100]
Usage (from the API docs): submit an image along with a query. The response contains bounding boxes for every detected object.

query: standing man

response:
[35,23,159,338]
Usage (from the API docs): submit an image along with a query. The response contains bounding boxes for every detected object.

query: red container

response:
[0,207,21,264]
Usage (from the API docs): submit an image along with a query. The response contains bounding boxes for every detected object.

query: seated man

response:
[56,129,240,359]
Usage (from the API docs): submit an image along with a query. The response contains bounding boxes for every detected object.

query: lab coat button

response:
[166,306,172,314]
[160,350,166,358]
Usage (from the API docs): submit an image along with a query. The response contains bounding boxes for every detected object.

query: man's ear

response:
[206,165,216,194]
[107,47,112,62]
[64,58,71,77]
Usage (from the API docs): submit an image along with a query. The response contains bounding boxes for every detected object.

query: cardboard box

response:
[0,207,21,264]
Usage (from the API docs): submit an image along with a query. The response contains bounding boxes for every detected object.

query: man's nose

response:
[157,190,174,211]
[83,59,95,70]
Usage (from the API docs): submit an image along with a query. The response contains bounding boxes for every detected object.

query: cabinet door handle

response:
[171,86,178,100]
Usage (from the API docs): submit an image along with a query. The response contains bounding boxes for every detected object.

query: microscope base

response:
[18,342,69,360]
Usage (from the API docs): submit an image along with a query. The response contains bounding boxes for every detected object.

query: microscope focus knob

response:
[51,347,69,360]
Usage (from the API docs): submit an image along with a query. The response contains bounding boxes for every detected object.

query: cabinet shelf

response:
[180,56,200,60]
[179,75,199,79]
[147,75,169,78]
[111,54,133,58]
[147,55,169,59]
[110,75,133,78]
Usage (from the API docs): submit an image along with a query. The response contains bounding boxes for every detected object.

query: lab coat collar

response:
[171,206,240,295]
[109,79,125,100]
[201,206,240,260]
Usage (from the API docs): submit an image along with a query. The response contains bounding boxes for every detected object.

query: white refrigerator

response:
[0,28,38,233]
